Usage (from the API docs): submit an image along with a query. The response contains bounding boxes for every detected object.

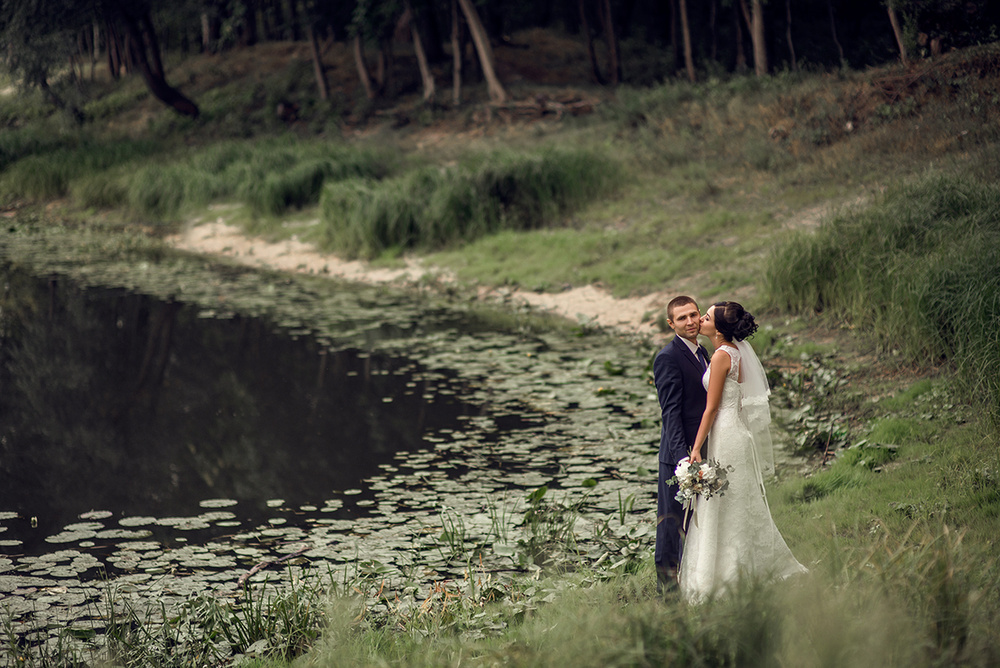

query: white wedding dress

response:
[679,344,807,603]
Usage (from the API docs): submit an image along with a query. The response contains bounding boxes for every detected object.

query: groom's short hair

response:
[666,295,698,322]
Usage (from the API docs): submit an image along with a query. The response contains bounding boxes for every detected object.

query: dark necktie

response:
[696,347,708,369]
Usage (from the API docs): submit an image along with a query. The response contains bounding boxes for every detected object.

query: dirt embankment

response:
[167,217,671,341]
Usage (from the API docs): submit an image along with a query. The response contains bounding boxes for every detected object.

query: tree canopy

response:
[2,0,998,118]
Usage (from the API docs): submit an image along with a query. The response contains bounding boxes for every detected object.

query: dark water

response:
[0,265,487,557]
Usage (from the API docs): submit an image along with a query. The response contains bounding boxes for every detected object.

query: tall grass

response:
[299,523,999,667]
[766,173,1000,424]
[74,137,396,221]
[0,135,162,202]
[316,147,620,258]
[0,132,395,222]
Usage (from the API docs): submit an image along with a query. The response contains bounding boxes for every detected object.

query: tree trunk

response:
[451,0,462,104]
[742,0,767,76]
[578,0,604,84]
[886,2,908,65]
[827,0,845,64]
[599,0,621,85]
[678,0,695,82]
[306,23,329,100]
[669,0,680,71]
[734,1,747,72]
[106,22,122,79]
[286,0,302,41]
[139,13,165,77]
[456,0,507,103]
[116,8,199,117]
[404,0,436,103]
[353,34,377,100]
[242,0,259,46]
[375,40,391,91]
[201,13,211,51]
[785,0,797,71]
[709,0,717,62]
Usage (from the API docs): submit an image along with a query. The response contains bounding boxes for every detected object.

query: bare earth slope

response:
[167,218,670,340]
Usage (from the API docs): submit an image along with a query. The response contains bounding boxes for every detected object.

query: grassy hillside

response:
[1,32,999,667]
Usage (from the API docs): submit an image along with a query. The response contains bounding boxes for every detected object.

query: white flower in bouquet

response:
[669,457,733,510]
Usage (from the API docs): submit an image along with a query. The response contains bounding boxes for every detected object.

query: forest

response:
[2,0,999,119]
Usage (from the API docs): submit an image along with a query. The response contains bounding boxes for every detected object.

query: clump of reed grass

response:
[0,136,161,202]
[766,173,1000,424]
[316,147,620,258]
[2,134,395,221]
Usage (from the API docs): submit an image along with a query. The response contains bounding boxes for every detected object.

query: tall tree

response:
[827,0,845,64]
[598,0,621,85]
[450,0,463,104]
[305,22,329,100]
[0,0,199,117]
[403,0,435,103]
[456,0,507,102]
[886,0,909,65]
[678,0,695,82]
[750,0,767,75]
[107,1,200,116]
[784,0,797,70]
[577,0,605,85]
[739,0,768,76]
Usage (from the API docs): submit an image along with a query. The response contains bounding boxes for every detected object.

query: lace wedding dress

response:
[679,344,807,603]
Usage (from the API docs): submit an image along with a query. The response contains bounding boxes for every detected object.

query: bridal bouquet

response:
[671,458,733,509]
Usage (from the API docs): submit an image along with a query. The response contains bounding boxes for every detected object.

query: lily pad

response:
[200,499,238,508]
[119,516,158,527]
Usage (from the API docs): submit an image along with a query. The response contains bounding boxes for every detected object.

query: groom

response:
[652,295,709,591]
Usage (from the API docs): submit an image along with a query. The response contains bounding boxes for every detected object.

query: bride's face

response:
[700,307,718,339]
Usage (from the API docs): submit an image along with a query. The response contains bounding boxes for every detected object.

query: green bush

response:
[766,173,1000,423]
[0,136,161,201]
[317,148,620,257]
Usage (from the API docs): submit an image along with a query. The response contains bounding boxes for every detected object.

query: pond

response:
[0,265,542,569]
[0,224,661,660]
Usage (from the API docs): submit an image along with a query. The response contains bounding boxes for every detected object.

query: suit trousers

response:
[655,458,685,585]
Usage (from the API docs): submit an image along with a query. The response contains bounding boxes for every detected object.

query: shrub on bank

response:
[316,148,620,257]
[766,173,1000,423]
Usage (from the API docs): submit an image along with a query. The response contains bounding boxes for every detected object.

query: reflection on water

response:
[0,264,483,556]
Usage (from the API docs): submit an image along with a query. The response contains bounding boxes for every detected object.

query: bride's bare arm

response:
[690,350,731,463]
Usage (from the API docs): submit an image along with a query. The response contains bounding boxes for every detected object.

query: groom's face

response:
[668,302,701,342]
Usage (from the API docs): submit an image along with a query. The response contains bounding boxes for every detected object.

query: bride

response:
[679,301,807,603]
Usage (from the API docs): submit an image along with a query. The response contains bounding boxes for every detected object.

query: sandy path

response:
[167,219,670,340]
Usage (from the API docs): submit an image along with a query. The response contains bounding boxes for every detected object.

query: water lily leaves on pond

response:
[63,522,104,532]
[0,512,17,520]
[115,541,162,553]
[45,529,98,544]
[200,498,239,509]
[96,529,153,540]
[0,575,57,592]
[157,517,211,531]
[109,552,142,570]
[320,499,344,512]
[78,510,113,520]
[266,499,285,508]
[45,566,94,579]
[119,516,157,527]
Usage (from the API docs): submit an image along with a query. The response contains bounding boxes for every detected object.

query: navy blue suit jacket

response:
[653,336,709,466]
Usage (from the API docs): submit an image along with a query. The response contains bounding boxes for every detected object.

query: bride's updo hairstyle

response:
[713,301,758,342]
